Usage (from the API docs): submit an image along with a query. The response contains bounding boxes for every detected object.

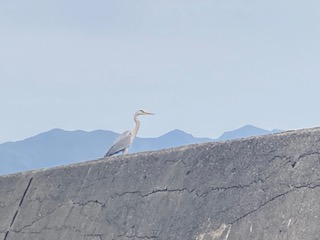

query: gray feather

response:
[105,131,132,157]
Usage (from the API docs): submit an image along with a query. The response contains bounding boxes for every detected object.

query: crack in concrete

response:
[298,152,320,161]
[294,182,320,190]
[118,233,158,239]
[113,173,273,202]
[12,203,70,233]
[230,182,320,225]
[114,176,272,200]
[12,222,83,237]
[14,181,320,238]
[73,199,106,208]
[286,151,320,168]
[196,183,254,197]
[115,188,195,198]
[196,175,271,198]
[142,188,194,197]
[13,199,108,234]
[7,175,320,239]
[230,189,295,225]
[4,177,33,240]
[125,235,158,239]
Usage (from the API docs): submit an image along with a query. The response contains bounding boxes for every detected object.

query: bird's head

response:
[135,110,155,116]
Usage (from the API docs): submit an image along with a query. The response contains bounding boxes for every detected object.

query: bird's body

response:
[104,110,154,157]
[104,131,132,156]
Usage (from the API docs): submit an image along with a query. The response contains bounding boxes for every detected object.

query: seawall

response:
[0,127,320,240]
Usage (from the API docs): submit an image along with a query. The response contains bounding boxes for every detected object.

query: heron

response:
[104,110,154,157]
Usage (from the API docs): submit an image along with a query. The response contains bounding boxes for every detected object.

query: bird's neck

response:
[132,114,140,139]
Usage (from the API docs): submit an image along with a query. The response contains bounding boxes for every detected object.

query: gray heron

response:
[104,110,154,157]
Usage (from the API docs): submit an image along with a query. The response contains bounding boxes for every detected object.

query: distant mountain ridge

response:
[217,125,282,141]
[0,125,282,175]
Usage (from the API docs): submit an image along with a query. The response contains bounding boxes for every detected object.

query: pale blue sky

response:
[0,0,319,143]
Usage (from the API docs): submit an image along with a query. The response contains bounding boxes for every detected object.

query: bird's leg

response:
[123,148,128,155]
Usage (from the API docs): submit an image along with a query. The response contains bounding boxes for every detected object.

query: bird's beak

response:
[144,111,155,115]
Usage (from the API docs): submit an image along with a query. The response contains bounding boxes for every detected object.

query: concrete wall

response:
[1,127,320,240]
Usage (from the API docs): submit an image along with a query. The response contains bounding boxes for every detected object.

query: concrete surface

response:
[0,127,320,240]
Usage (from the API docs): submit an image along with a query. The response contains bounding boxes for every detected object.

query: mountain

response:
[0,129,118,175]
[0,129,210,176]
[0,125,282,175]
[131,129,211,153]
[217,125,282,141]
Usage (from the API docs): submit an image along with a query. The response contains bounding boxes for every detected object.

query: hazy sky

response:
[1,0,319,143]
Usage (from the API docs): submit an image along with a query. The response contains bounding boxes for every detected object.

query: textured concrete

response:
[1,127,320,240]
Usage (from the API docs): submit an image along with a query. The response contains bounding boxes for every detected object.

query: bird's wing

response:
[105,131,132,157]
